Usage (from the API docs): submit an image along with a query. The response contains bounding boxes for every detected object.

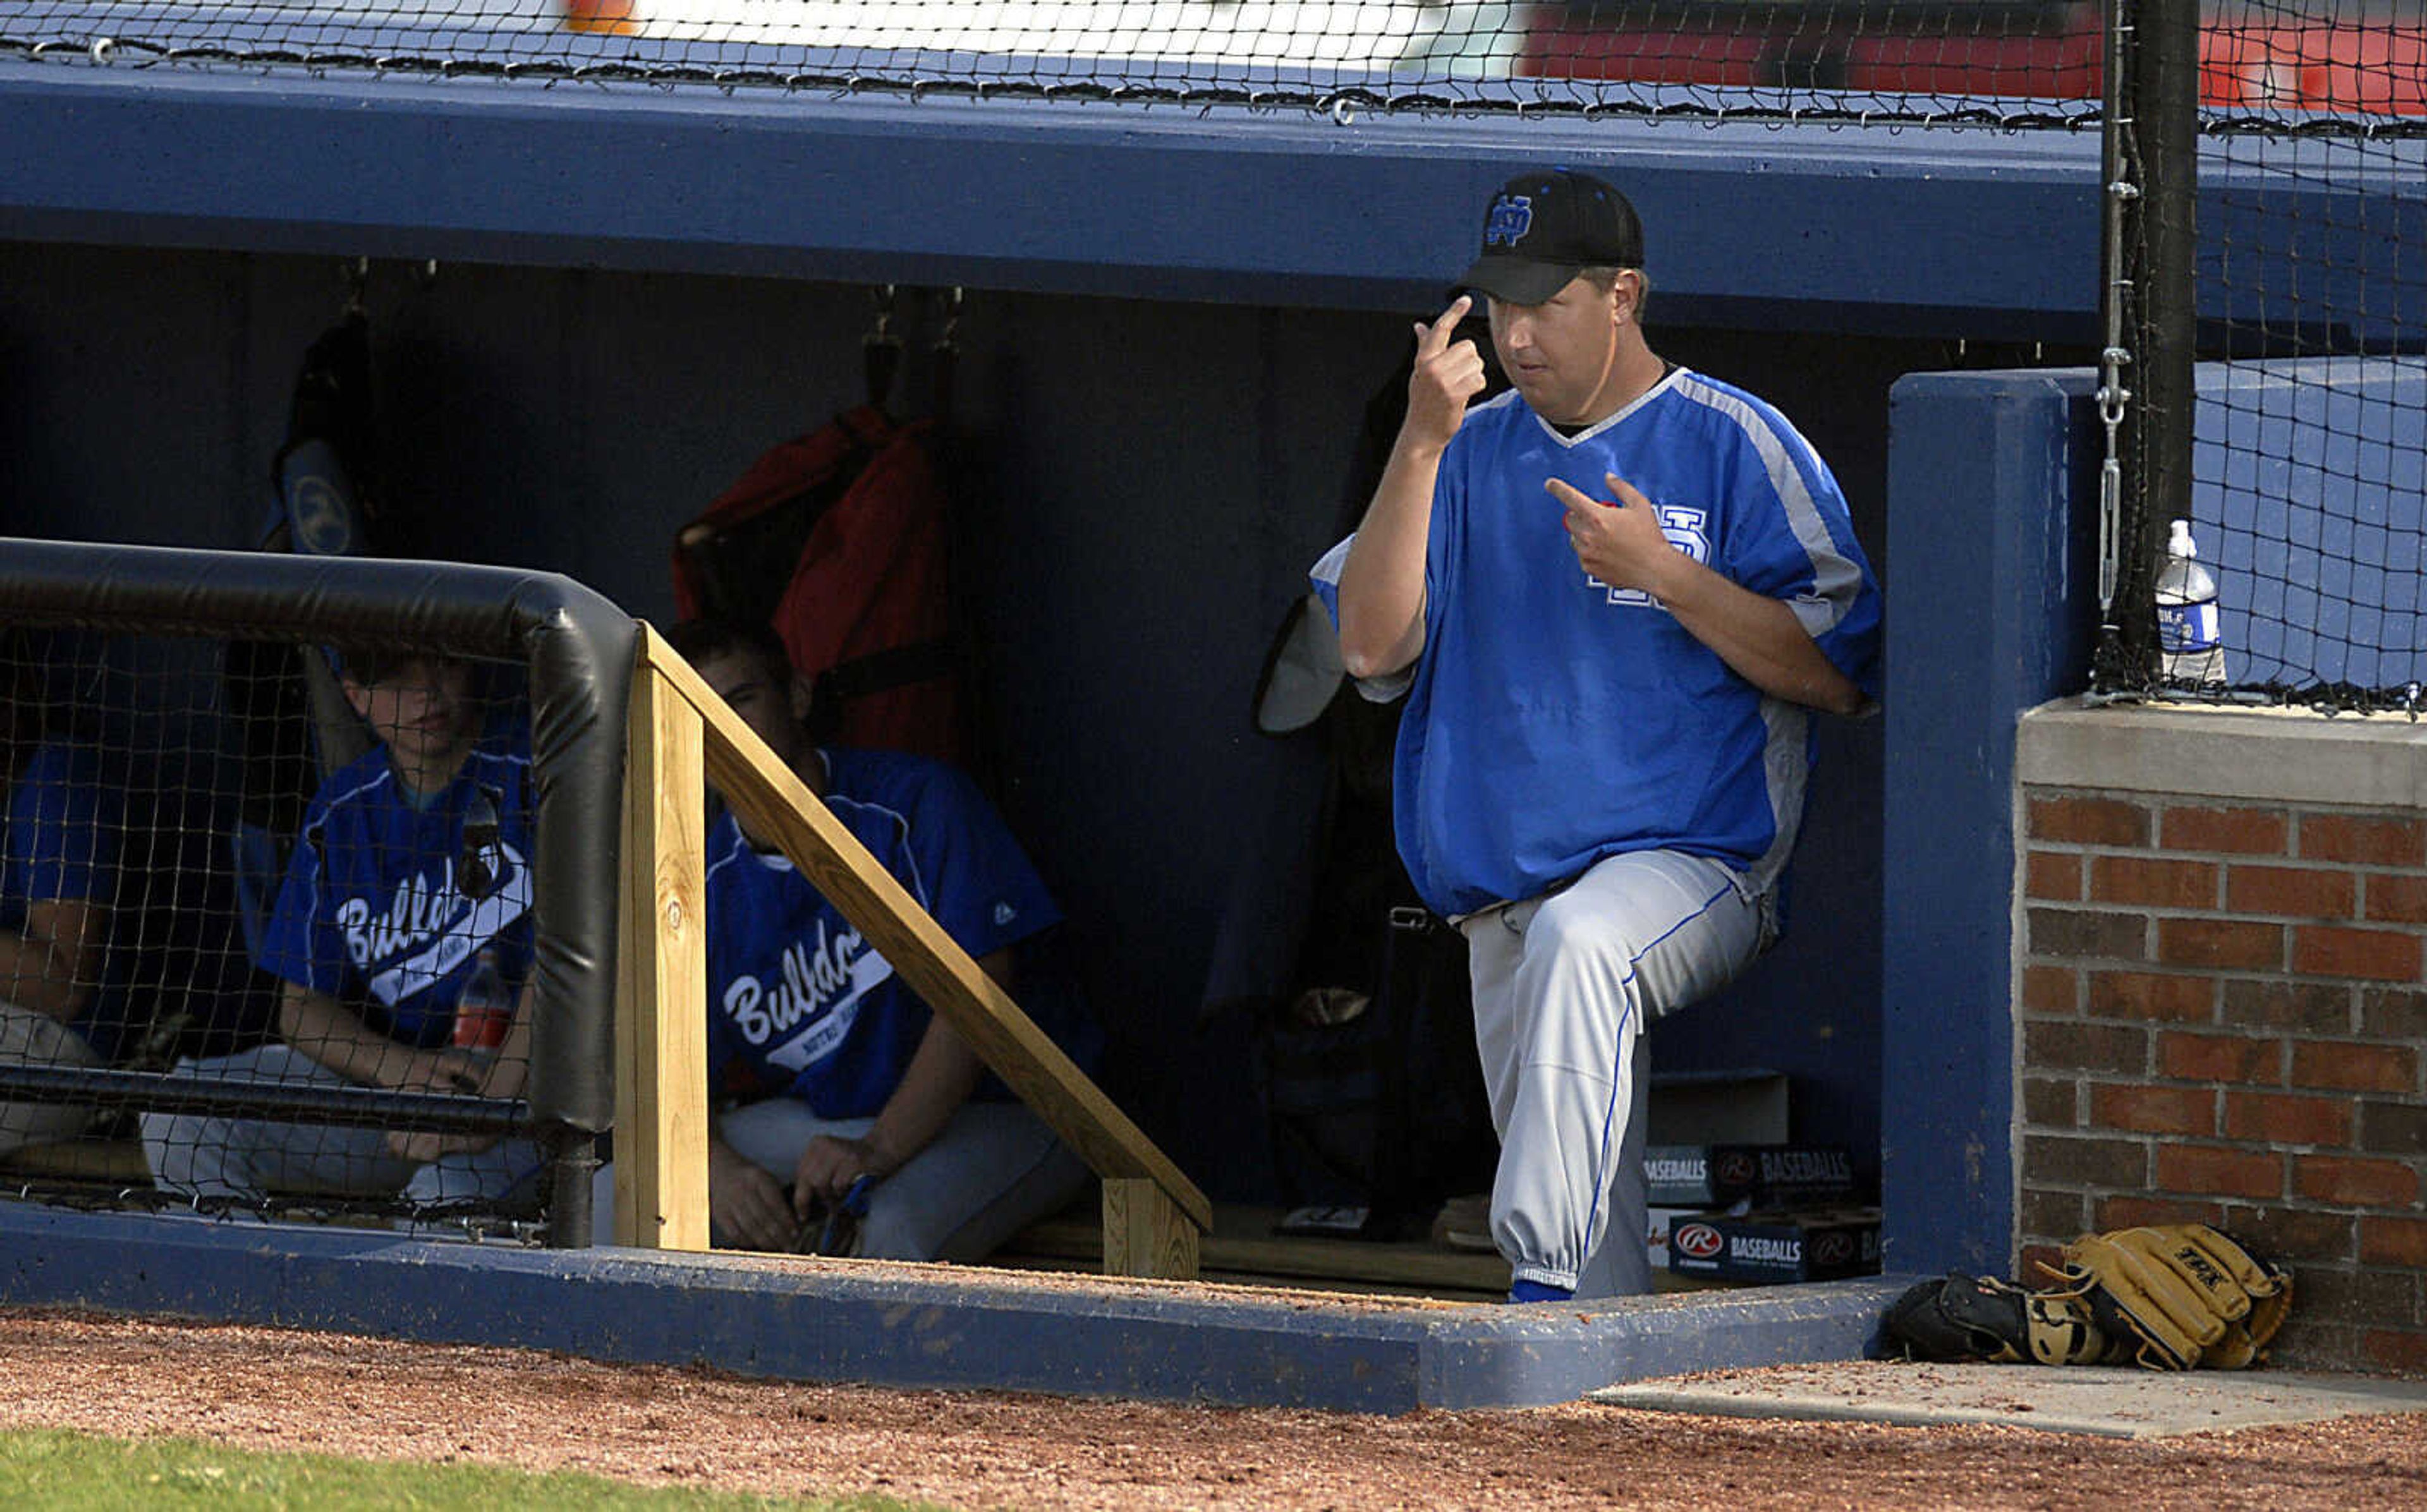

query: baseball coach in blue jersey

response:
[590,619,1095,1260]
[143,650,543,1213]
[1313,167,1883,1302]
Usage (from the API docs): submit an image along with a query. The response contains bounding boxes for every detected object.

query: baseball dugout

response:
[0,540,1207,1276]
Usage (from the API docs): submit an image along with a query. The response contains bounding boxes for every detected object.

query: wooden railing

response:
[611,624,1209,1277]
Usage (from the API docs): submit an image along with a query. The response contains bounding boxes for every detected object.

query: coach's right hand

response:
[1406,295,1486,449]
[707,1137,795,1252]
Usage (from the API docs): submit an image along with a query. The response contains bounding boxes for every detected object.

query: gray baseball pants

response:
[1459,849,1768,1298]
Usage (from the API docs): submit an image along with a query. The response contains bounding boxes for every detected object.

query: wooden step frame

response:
[613,624,1210,1276]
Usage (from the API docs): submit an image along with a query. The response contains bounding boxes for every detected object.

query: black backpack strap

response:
[813,639,961,706]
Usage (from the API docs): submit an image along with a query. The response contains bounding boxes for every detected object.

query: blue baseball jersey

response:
[703,747,1072,1120]
[2,743,114,938]
[1315,370,1882,919]
[3,742,118,1054]
[258,727,537,1049]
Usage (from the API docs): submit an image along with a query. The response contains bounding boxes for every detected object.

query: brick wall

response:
[2016,781,2427,1374]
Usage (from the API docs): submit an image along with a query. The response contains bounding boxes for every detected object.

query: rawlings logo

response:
[1813,1231,1854,1266]
[1713,1151,1759,1187]
[1484,193,1533,248]
[1673,1223,1724,1259]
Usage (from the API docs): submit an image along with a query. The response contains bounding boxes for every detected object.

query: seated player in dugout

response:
[142,648,544,1213]
[0,665,118,1156]
[592,618,1099,1259]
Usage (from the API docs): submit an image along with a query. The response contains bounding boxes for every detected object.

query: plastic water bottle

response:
[2155,519,2228,686]
[451,944,514,1052]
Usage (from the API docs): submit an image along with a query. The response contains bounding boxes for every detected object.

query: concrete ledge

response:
[0,1204,1906,1413]
[2018,699,2427,809]
[1593,1359,2427,1439]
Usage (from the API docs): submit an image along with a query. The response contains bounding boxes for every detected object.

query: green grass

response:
[0,1427,950,1511]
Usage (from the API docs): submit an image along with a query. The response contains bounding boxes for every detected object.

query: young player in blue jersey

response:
[591,619,1095,1260]
[0,680,118,1154]
[142,650,543,1212]
[1315,168,1883,1302]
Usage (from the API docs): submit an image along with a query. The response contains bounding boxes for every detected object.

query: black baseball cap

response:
[1457,169,1645,306]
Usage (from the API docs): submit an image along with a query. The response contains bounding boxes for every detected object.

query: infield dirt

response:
[1,1309,2423,1510]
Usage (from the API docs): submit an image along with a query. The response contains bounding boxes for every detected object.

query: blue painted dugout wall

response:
[0,1203,1911,1410]
[2195,358,2427,690]
[1877,356,2425,1278]
[0,56,2402,1225]
[1882,369,2101,1277]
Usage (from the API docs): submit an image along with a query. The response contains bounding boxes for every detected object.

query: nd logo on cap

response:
[1484,193,1534,248]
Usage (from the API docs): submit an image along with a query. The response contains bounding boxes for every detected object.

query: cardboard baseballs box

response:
[1665,1206,1883,1283]
[1645,1143,1862,1209]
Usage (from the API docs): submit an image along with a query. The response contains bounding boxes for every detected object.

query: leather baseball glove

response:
[1882,1273,2108,1366]
[2036,1223,2292,1370]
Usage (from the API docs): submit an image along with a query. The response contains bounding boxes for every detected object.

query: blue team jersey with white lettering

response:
[258,725,536,1049]
[703,747,1071,1119]
[3,742,118,1056]
[1315,370,1882,919]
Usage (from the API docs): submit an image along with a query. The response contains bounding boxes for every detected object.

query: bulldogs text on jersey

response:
[722,916,897,1074]
[344,840,532,1007]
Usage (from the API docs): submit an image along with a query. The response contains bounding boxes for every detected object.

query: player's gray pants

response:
[139,1043,544,1211]
[590,1096,1090,1261]
[1459,850,1768,1299]
[0,1000,102,1156]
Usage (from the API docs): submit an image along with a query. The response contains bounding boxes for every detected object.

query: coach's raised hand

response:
[1548,473,1678,598]
[1339,295,1482,678]
[1406,295,1486,449]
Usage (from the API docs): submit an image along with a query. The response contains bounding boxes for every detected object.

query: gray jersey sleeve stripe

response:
[1678,376,1866,631]
[1787,595,1839,639]
[1310,535,1354,589]
[1748,696,1814,895]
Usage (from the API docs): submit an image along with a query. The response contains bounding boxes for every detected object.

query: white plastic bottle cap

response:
[2168,519,2197,558]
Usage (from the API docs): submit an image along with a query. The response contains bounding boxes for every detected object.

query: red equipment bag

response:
[671,404,964,763]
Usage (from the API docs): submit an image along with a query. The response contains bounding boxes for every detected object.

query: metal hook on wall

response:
[864,282,904,413]
[928,286,964,424]
[932,286,963,354]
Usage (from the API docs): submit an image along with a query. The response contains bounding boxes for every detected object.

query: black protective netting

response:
[0,1,2129,119]
[2184,1,2427,711]
[0,626,549,1240]
[3,8,2423,672]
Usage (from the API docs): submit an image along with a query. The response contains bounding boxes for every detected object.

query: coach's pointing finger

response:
[1408,297,1485,446]
[1414,294,1471,358]
[1545,477,1601,512]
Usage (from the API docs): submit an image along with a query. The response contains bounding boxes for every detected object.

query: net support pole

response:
[2132,0,2200,632]
[541,1122,601,1250]
[2093,0,2138,689]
